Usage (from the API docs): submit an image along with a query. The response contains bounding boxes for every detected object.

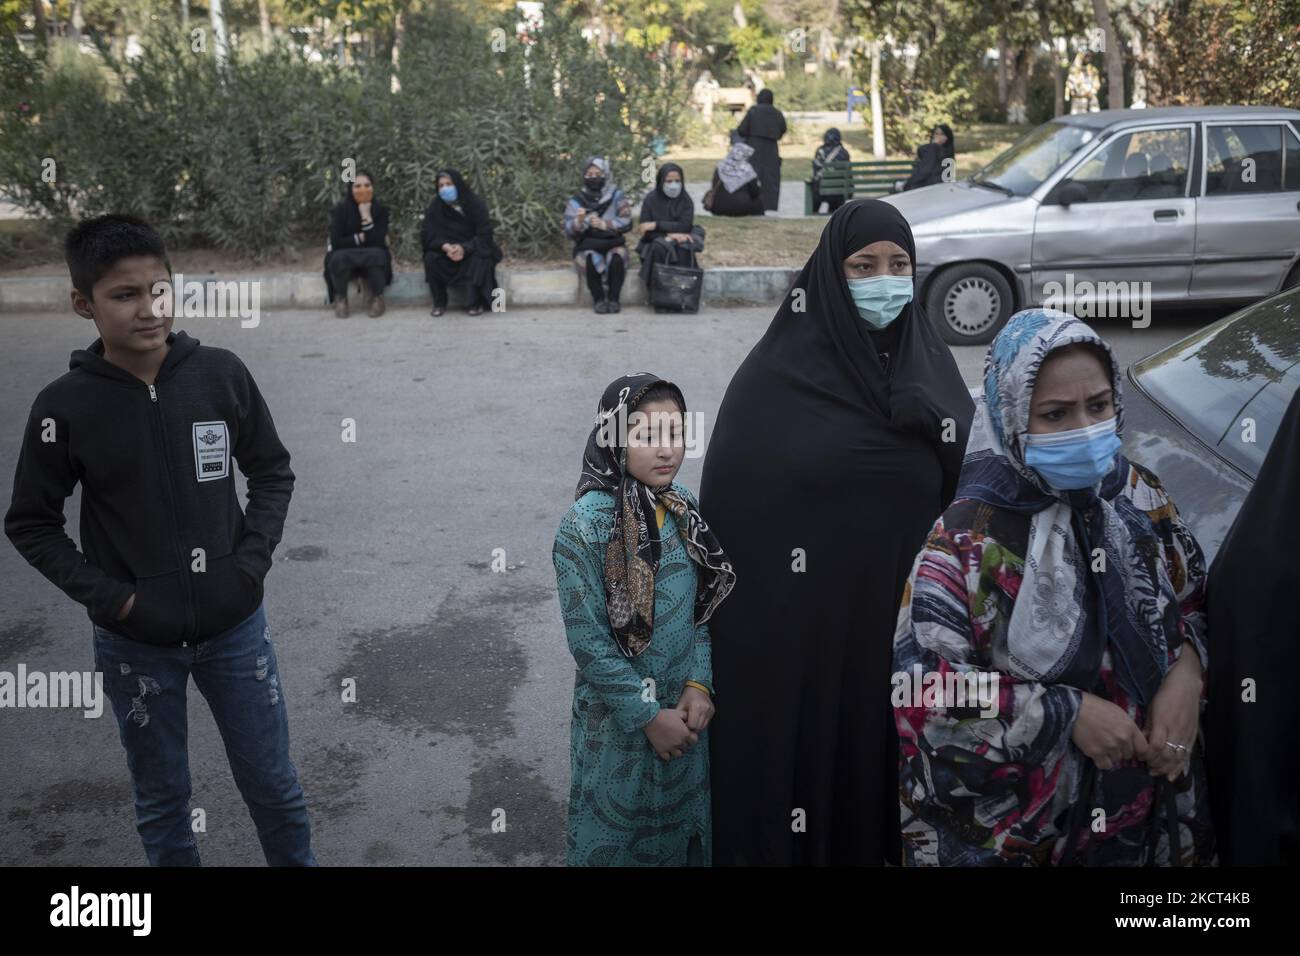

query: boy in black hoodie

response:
[5,215,315,866]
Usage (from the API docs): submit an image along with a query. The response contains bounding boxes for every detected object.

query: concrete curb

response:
[0,265,802,313]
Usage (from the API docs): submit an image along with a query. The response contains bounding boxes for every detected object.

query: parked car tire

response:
[925,263,1015,346]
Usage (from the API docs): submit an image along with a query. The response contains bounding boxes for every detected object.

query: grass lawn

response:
[666,121,1029,185]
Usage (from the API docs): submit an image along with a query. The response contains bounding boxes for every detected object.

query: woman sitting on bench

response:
[810,128,852,213]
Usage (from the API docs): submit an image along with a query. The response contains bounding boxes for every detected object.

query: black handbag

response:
[649,241,703,312]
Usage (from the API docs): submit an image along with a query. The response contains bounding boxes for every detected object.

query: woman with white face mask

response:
[636,163,705,313]
[701,199,974,866]
[892,308,1215,866]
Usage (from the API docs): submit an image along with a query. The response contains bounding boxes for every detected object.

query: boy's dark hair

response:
[634,382,686,413]
[64,214,170,299]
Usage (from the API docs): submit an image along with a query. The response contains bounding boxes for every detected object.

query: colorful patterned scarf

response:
[575,373,736,658]
[955,309,1175,707]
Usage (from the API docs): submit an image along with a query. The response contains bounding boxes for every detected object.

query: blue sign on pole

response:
[847,86,868,124]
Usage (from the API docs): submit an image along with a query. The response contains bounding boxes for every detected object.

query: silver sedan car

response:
[884,106,1300,344]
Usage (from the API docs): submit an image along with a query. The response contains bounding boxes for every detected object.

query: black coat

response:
[324,193,393,302]
[636,163,704,282]
[1205,388,1300,865]
[738,103,787,211]
[707,170,764,217]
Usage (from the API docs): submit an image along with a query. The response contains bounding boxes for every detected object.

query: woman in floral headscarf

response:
[892,308,1214,866]
[554,373,735,866]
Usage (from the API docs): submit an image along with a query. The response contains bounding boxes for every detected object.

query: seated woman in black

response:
[325,171,393,318]
[810,127,851,213]
[420,169,503,316]
[636,162,705,313]
[901,124,955,191]
[706,138,764,217]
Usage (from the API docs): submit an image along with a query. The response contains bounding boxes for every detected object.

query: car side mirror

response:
[1056,181,1087,208]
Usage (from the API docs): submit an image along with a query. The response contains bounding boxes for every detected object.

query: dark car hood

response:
[1122,371,1253,564]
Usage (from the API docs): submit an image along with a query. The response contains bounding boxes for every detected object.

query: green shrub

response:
[0,8,688,261]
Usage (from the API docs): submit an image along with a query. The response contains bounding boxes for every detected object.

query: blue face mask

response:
[1023,417,1122,490]
[438,185,458,202]
[846,274,913,328]
[662,181,683,199]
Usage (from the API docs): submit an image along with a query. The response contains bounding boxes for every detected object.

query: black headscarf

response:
[420,168,502,259]
[756,88,774,105]
[425,168,483,232]
[700,199,973,865]
[934,124,956,162]
[639,162,694,230]
[1205,387,1300,865]
[576,373,736,659]
[823,127,842,148]
[333,171,386,235]
[758,199,972,491]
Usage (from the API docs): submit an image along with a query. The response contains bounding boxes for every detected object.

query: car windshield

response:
[1132,288,1300,478]
[971,121,1095,196]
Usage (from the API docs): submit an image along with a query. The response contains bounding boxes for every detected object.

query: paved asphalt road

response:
[0,301,1218,865]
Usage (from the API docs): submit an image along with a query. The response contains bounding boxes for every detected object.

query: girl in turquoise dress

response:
[553,373,736,866]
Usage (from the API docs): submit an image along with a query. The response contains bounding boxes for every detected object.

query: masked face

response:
[846,275,914,328]
[662,180,683,199]
[842,239,915,328]
[584,176,606,194]
[352,180,373,203]
[1023,345,1119,489]
[438,184,458,202]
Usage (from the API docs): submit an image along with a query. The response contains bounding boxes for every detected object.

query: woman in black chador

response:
[636,162,705,312]
[700,199,974,865]
[737,89,787,212]
[420,169,503,316]
[325,171,393,318]
[902,124,956,191]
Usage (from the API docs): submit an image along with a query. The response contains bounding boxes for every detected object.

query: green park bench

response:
[804,159,916,214]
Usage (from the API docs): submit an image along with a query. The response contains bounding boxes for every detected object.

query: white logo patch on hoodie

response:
[192,421,230,482]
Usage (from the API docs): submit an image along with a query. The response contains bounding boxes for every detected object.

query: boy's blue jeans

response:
[92,604,316,866]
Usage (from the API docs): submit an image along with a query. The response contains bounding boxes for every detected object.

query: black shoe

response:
[608,301,621,313]
[594,300,609,314]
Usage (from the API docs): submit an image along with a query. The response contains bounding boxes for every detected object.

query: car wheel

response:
[925,264,1014,346]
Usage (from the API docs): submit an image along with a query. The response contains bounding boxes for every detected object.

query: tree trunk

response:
[390,6,406,93]
[180,0,189,30]
[870,38,885,159]
[1091,0,1124,109]
[209,0,228,64]
[69,0,84,41]
[733,3,747,29]
[258,0,271,51]
[1007,47,1030,123]
[996,27,1008,106]
[32,0,47,46]
[1037,3,1064,117]
[1130,28,1146,108]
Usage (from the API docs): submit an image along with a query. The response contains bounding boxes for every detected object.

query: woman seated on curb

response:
[705,135,763,217]
[564,156,632,314]
[636,162,704,314]
[324,171,392,318]
[892,308,1213,866]
[420,168,503,317]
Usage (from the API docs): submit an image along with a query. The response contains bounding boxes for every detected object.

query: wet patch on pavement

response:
[326,579,551,745]
[0,618,51,659]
